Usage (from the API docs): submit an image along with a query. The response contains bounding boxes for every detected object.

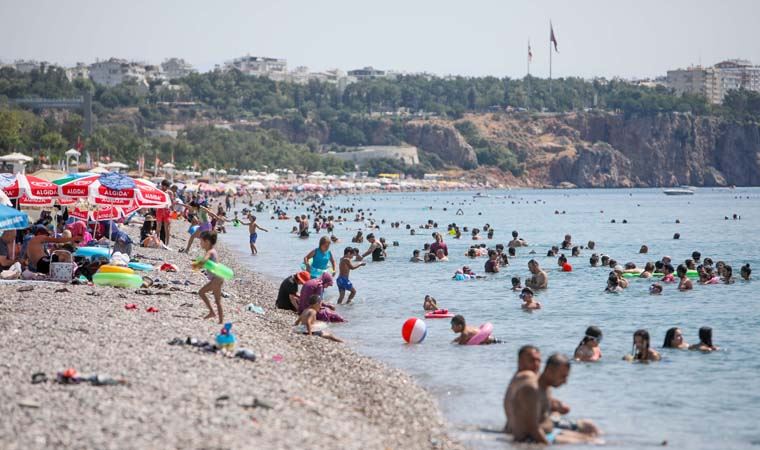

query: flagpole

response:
[527,39,531,110]
[549,22,553,95]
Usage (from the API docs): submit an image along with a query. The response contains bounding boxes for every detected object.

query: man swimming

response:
[450,315,494,345]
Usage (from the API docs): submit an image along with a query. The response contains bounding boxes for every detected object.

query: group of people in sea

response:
[224,192,758,445]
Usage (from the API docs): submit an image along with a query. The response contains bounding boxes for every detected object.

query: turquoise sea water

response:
[221,188,760,449]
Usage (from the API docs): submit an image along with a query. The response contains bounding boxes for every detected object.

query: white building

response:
[161,58,196,80]
[223,55,288,80]
[328,146,420,166]
[667,59,760,104]
[65,63,90,81]
[347,66,388,81]
[89,58,149,87]
[13,60,51,73]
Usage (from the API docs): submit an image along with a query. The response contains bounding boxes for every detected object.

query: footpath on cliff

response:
[0,224,460,450]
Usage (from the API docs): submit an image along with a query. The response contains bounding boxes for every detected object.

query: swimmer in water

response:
[336,247,366,304]
[624,329,661,362]
[574,326,603,362]
[639,262,655,278]
[511,276,522,291]
[589,253,599,267]
[561,234,572,250]
[722,265,735,284]
[649,282,663,295]
[661,264,676,283]
[508,230,528,248]
[410,249,423,262]
[662,327,689,349]
[485,250,500,273]
[605,274,623,293]
[450,315,495,345]
[740,263,752,280]
[423,295,438,311]
[520,287,541,310]
[526,259,548,290]
[689,326,719,352]
[677,264,693,291]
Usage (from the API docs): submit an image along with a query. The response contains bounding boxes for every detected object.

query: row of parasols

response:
[0,172,171,222]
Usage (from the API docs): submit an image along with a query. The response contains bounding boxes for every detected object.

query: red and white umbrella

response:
[2,174,59,200]
[68,203,141,222]
[58,174,170,208]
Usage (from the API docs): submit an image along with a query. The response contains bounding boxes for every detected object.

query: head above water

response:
[542,353,571,387]
[450,314,466,331]
[663,327,683,348]
[699,326,713,347]
[518,345,541,373]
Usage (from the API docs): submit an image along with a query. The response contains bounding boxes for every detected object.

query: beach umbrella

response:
[0,173,60,200]
[0,204,30,230]
[57,173,170,208]
[68,203,140,222]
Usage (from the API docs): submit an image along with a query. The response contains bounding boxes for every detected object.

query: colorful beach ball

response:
[401,318,427,344]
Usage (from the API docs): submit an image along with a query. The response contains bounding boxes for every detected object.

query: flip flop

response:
[167,337,184,346]
[146,306,159,313]
[31,372,48,384]
[124,303,137,310]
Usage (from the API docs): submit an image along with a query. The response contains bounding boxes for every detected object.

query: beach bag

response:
[49,250,76,282]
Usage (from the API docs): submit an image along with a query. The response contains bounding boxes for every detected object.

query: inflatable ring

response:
[74,247,110,258]
[467,322,494,345]
[652,270,698,278]
[622,272,644,279]
[202,259,234,280]
[93,272,144,289]
[98,265,135,275]
[188,225,199,235]
[128,262,154,272]
[425,309,454,319]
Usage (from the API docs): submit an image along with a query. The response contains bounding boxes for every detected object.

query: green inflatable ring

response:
[651,270,699,278]
[203,259,234,280]
[93,272,144,289]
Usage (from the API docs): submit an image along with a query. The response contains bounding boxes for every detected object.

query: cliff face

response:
[564,113,760,186]
[403,121,479,169]
[465,112,760,187]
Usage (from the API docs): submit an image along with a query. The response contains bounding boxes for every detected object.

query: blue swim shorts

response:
[250,233,258,244]
[336,276,353,291]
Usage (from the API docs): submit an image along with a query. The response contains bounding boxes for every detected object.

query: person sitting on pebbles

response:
[295,295,343,343]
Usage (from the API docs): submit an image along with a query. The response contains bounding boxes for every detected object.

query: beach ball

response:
[401,318,427,344]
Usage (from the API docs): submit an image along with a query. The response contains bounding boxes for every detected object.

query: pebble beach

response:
[0,224,460,450]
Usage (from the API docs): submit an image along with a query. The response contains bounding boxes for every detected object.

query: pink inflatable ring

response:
[467,322,494,345]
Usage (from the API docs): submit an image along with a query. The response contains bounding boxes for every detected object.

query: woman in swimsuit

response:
[574,326,603,361]
[624,329,661,362]
[662,327,689,349]
[304,236,336,279]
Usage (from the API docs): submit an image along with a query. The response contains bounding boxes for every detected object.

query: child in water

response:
[450,315,495,345]
[511,276,522,291]
[574,326,603,362]
[520,287,541,310]
[242,214,269,255]
[192,231,225,324]
[423,295,438,311]
[294,295,343,343]
[336,247,366,304]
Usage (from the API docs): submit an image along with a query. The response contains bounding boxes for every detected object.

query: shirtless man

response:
[508,230,528,248]
[25,225,73,273]
[526,259,548,290]
[336,247,366,304]
[504,345,543,434]
[509,353,600,444]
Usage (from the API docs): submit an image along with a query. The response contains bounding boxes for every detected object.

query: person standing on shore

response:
[192,231,225,324]
[294,295,344,342]
[241,214,268,255]
[304,236,336,279]
[155,180,175,246]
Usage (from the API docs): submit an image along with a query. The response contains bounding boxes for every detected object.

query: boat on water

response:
[663,186,696,196]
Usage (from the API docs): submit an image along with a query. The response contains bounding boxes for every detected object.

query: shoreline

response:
[0,224,461,449]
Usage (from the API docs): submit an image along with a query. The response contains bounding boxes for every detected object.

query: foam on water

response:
[222,188,760,449]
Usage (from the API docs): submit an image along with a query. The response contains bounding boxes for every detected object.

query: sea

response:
[221,188,760,450]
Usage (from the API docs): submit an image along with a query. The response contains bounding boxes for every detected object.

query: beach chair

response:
[49,250,76,282]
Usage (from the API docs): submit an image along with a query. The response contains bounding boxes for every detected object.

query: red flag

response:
[75,135,84,150]
[550,22,558,53]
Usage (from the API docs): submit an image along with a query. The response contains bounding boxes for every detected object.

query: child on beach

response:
[450,315,495,345]
[192,231,225,324]
[294,295,343,342]
[337,247,366,304]
[183,202,220,253]
[241,214,269,255]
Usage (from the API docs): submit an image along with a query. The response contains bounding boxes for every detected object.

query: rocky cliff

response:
[466,112,760,187]
[402,121,479,169]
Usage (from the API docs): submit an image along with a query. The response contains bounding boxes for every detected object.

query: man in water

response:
[450,315,495,345]
[526,259,548,290]
[504,345,542,434]
[509,230,528,248]
[509,353,600,444]
[360,233,385,262]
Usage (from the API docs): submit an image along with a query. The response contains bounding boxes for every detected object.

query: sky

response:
[1,0,758,79]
